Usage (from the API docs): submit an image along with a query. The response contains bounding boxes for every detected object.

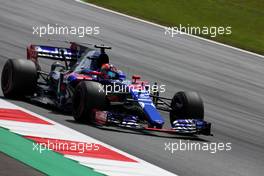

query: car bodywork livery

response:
[1,42,211,136]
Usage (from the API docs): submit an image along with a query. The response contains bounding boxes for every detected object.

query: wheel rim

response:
[174,96,184,109]
[73,89,83,119]
[2,65,12,93]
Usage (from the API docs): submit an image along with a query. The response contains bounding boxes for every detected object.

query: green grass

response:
[85,0,264,55]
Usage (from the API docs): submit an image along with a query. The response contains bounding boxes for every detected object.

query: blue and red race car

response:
[1,42,211,135]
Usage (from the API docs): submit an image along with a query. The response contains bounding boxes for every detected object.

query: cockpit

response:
[74,50,109,72]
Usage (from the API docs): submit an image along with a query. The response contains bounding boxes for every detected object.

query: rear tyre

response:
[72,81,107,123]
[170,91,204,124]
[1,59,37,98]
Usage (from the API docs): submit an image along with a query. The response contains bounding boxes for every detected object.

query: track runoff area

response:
[0,98,177,176]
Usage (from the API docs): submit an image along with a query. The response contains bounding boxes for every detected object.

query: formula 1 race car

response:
[1,41,211,135]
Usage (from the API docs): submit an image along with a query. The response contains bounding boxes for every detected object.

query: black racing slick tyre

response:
[170,91,204,124]
[72,81,107,123]
[1,59,37,98]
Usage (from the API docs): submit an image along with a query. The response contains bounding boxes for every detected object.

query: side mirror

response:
[132,75,141,83]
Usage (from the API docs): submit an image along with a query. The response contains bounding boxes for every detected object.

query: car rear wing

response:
[26,44,77,63]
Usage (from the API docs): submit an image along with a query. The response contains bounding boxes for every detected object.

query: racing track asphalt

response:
[0,0,263,175]
[0,152,45,176]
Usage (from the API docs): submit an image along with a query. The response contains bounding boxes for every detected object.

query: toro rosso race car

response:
[1,42,211,135]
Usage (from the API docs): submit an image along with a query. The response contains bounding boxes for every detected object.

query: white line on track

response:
[75,0,264,59]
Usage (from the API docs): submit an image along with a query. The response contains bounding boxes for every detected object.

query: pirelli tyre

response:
[72,81,107,123]
[170,91,204,124]
[1,59,37,98]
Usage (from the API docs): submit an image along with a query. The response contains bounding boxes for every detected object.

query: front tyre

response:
[170,91,204,124]
[1,59,37,98]
[72,81,107,123]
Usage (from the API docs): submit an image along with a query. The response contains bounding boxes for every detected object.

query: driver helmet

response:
[101,63,118,79]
